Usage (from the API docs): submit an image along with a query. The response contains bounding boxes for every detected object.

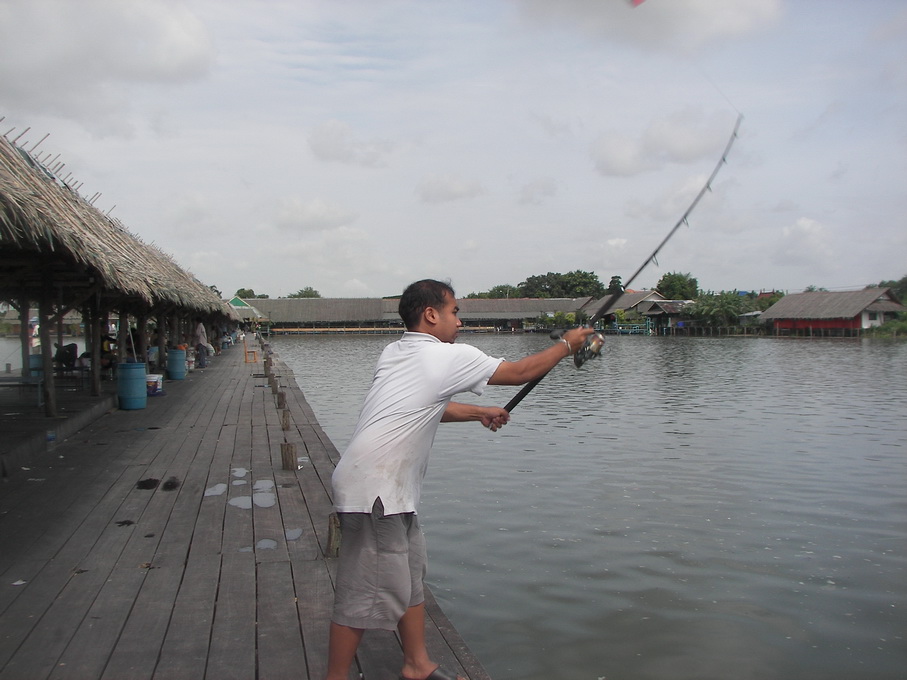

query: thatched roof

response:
[0,133,231,317]
[760,288,903,320]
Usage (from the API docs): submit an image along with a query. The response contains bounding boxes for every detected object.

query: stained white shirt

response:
[332,332,503,515]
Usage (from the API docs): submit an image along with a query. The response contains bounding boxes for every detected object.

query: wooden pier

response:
[0,343,490,680]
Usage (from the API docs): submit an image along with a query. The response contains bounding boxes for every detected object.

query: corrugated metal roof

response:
[640,300,690,315]
[579,290,666,315]
[760,288,903,320]
[244,296,591,324]
[249,298,385,323]
[458,297,590,317]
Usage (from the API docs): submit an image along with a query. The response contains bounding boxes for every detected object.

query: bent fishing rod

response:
[503,113,743,413]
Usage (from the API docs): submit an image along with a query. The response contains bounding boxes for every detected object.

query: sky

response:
[1,0,905,299]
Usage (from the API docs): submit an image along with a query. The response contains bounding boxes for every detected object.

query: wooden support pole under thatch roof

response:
[38,291,57,417]
[15,297,30,379]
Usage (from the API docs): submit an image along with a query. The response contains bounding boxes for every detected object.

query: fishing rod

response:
[503,113,743,413]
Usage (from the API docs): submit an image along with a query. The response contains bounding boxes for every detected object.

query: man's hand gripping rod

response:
[503,114,743,413]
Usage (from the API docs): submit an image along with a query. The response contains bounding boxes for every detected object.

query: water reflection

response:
[274,334,907,680]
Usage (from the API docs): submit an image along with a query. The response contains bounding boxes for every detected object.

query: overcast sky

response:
[1,0,905,299]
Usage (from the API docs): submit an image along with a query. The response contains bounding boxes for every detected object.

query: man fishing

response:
[325,279,594,680]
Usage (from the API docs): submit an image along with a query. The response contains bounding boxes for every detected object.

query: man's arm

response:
[442,402,511,431]
[488,326,594,386]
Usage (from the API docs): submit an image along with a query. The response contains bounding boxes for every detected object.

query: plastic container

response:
[118,362,148,410]
[146,374,164,395]
[167,349,186,380]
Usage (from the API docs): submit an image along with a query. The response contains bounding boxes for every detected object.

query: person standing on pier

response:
[193,318,209,369]
[326,279,593,680]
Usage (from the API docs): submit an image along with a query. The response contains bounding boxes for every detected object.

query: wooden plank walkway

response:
[0,342,491,680]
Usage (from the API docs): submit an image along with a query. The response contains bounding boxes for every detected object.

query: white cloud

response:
[275,197,358,232]
[0,0,212,128]
[518,177,557,205]
[307,120,394,167]
[515,0,781,52]
[341,278,371,296]
[590,133,653,176]
[591,109,732,177]
[775,217,835,267]
[416,174,485,204]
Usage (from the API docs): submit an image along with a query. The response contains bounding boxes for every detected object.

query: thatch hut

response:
[0,129,236,415]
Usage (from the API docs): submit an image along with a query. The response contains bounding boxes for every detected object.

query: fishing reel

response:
[572,331,605,368]
[549,327,606,368]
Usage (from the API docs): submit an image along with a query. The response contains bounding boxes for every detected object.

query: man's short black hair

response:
[398,279,455,330]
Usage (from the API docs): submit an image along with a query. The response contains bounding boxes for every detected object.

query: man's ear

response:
[423,306,439,325]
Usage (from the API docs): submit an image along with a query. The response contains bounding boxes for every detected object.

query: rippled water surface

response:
[273,334,907,680]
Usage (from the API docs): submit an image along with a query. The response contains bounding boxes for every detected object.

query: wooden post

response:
[17,297,30,378]
[38,295,57,417]
[277,391,286,409]
[117,312,130,364]
[326,513,341,558]
[89,308,102,396]
[156,312,168,372]
[136,313,148,366]
[281,408,290,431]
[280,442,296,470]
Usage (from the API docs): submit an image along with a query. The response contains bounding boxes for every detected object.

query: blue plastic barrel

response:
[118,362,148,410]
[167,349,186,380]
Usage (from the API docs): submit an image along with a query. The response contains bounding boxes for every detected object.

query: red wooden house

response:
[760,287,904,336]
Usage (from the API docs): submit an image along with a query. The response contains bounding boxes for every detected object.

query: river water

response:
[284,334,905,679]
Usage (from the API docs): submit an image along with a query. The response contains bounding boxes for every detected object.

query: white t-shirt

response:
[332,332,503,515]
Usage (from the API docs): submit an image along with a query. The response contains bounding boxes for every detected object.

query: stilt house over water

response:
[759,287,904,337]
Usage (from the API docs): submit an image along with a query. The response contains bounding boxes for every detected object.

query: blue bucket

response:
[118,362,148,410]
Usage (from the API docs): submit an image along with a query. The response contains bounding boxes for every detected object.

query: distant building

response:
[244,296,592,333]
[578,290,666,318]
[759,287,904,336]
[636,299,693,331]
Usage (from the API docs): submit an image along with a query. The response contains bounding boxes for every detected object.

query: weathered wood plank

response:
[256,560,308,679]
[356,629,404,680]
[100,566,184,680]
[0,562,115,679]
[151,553,220,680]
[0,560,79,671]
[204,552,256,680]
[47,566,149,680]
[274,477,321,561]
[293,558,345,680]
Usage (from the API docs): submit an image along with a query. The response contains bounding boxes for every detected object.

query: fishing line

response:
[503,113,743,413]
[691,59,743,117]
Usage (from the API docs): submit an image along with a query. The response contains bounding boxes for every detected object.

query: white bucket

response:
[145,374,164,394]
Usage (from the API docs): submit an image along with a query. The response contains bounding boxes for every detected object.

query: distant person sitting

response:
[100,334,118,373]
[54,343,78,370]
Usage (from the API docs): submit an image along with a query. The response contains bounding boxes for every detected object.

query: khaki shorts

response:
[331,498,427,630]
